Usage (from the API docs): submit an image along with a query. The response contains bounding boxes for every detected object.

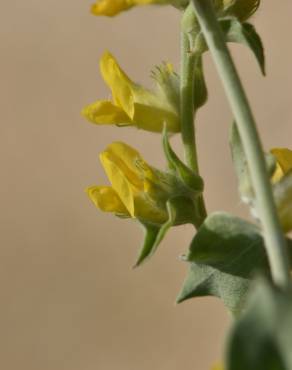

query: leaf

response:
[226,278,292,370]
[193,18,265,75]
[220,19,265,75]
[177,212,269,315]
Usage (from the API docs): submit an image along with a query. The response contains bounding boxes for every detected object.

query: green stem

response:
[192,0,291,288]
[180,31,199,173]
[180,30,207,226]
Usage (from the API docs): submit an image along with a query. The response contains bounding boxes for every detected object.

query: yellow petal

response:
[91,0,165,17]
[100,141,145,192]
[100,52,180,133]
[274,174,292,233]
[99,152,137,216]
[91,0,133,16]
[133,101,180,132]
[82,100,132,126]
[99,142,168,223]
[211,365,224,370]
[100,52,134,115]
[86,186,130,215]
[271,148,292,182]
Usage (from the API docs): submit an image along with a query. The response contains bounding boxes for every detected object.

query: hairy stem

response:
[180,29,207,226]
[180,31,199,172]
[192,0,291,288]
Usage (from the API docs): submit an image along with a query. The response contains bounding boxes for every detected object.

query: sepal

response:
[193,56,208,110]
[163,127,204,195]
[151,62,180,113]
[135,196,197,266]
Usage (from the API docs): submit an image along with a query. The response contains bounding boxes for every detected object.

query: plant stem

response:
[191,0,291,288]
[180,29,207,226]
[180,31,199,173]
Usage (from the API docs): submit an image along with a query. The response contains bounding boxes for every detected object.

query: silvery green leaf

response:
[226,278,292,370]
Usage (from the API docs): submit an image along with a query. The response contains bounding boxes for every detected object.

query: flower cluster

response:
[83,0,292,369]
[84,0,292,263]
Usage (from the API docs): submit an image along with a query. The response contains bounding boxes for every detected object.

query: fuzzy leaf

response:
[193,19,265,75]
[177,212,269,314]
[220,19,265,75]
[226,278,292,370]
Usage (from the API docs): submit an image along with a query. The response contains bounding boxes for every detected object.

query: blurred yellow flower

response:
[271,148,292,183]
[90,0,260,18]
[211,363,224,370]
[86,142,173,224]
[270,148,292,233]
[82,52,180,133]
[91,0,168,17]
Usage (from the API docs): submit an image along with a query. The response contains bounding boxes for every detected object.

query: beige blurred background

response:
[0,1,291,369]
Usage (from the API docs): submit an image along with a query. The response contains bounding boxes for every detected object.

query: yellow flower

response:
[271,148,292,183]
[211,364,224,370]
[91,0,170,17]
[86,142,174,224]
[270,148,292,233]
[82,52,180,133]
[91,0,157,17]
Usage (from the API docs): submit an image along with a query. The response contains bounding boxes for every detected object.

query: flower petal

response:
[211,365,224,370]
[274,173,292,233]
[100,52,180,133]
[99,142,168,223]
[100,142,145,191]
[271,148,292,182]
[133,101,180,132]
[100,52,134,116]
[91,0,133,16]
[99,153,137,216]
[91,0,166,17]
[86,186,130,215]
[82,100,132,126]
